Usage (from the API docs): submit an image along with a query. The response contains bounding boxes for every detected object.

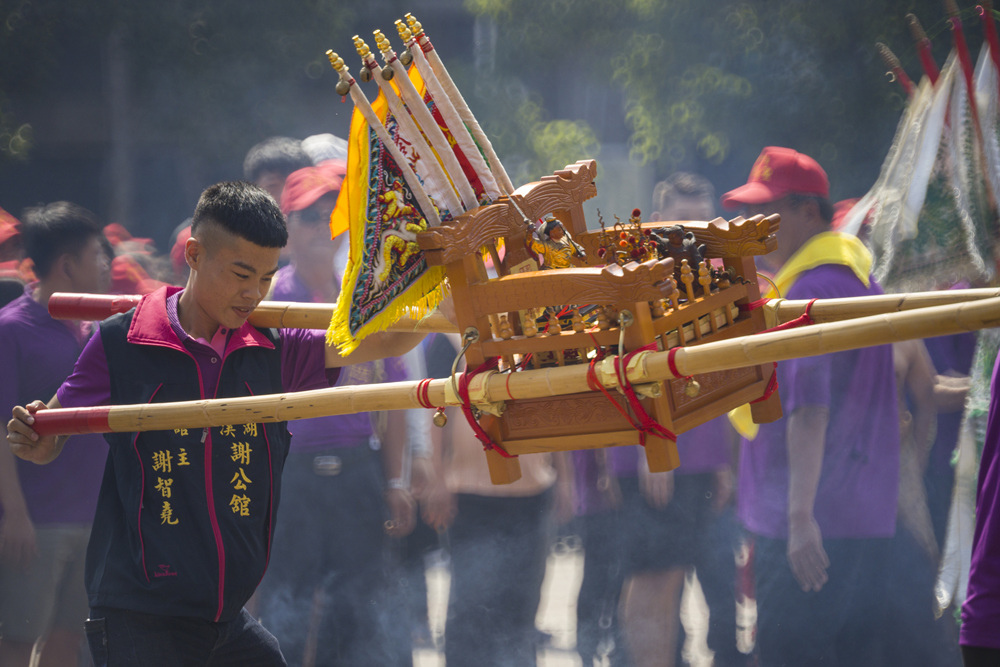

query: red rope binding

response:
[614,344,678,446]
[586,358,640,428]
[416,378,434,409]
[666,347,691,381]
[456,357,516,458]
[762,298,818,332]
[744,298,818,405]
[585,343,678,447]
[739,298,771,312]
[750,363,779,404]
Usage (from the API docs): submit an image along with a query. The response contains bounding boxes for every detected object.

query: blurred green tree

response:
[461,0,974,198]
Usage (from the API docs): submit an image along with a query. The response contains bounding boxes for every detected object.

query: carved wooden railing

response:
[416,160,782,484]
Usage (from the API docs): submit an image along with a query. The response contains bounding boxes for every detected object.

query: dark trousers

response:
[86,607,284,666]
[882,522,963,667]
[752,534,891,667]
[445,490,552,667]
[575,510,630,667]
[682,507,745,667]
[257,445,409,667]
[962,645,1000,666]
[396,514,443,644]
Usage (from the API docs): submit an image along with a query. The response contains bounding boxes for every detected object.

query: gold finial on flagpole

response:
[373,29,390,54]
[353,35,371,58]
[353,35,376,81]
[395,19,414,65]
[396,19,412,42]
[405,13,423,38]
[326,50,353,96]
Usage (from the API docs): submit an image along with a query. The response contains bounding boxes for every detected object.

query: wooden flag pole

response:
[404,13,515,195]
[351,35,463,216]
[394,19,502,201]
[372,30,479,211]
[326,51,441,227]
[31,295,1000,437]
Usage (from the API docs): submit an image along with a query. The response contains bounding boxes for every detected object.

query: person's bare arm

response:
[325,298,457,368]
[421,407,456,532]
[382,409,416,538]
[325,328,426,368]
[786,405,831,592]
[638,452,674,510]
[900,340,938,472]
[552,451,575,525]
[0,420,37,570]
[933,373,970,413]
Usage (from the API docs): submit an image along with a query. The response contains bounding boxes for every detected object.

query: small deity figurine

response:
[650,224,706,269]
[530,215,586,269]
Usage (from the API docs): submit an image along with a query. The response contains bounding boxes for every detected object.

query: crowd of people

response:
[0,135,997,667]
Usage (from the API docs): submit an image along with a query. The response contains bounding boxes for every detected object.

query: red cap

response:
[0,259,21,279]
[831,198,861,231]
[103,223,132,246]
[0,206,20,247]
[721,147,829,209]
[0,257,36,283]
[103,223,155,253]
[279,160,346,216]
[111,255,167,295]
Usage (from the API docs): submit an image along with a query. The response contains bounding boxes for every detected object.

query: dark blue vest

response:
[85,309,291,622]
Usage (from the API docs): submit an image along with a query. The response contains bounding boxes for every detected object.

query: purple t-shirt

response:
[267,266,408,451]
[0,289,107,525]
[574,417,732,515]
[738,264,899,540]
[57,291,334,418]
[961,353,1000,648]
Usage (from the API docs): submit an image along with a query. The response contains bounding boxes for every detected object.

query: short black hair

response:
[192,181,288,248]
[788,193,834,225]
[242,136,312,183]
[653,172,715,213]
[542,215,563,236]
[21,201,104,279]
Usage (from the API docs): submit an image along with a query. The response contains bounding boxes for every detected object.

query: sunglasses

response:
[293,208,331,225]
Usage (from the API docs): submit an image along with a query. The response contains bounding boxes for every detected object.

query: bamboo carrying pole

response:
[46,293,456,333]
[49,287,1000,332]
[768,287,1000,324]
[31,295,1000,436]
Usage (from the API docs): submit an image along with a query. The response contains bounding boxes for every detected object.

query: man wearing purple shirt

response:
[722,147,899,666]
[961,357,1000,663]
[0,202,111,667]
[7,182,424,666]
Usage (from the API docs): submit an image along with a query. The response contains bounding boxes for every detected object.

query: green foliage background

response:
[458,0,975,199]
[0,0,988,236]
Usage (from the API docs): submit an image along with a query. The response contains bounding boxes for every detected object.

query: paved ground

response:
[413,543,754,666]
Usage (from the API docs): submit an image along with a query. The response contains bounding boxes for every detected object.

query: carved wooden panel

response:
[417,160,597,266]
[501,393,634,440]
[575,213,779,262]
[469,259,674,315]
[666,366,761,416]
